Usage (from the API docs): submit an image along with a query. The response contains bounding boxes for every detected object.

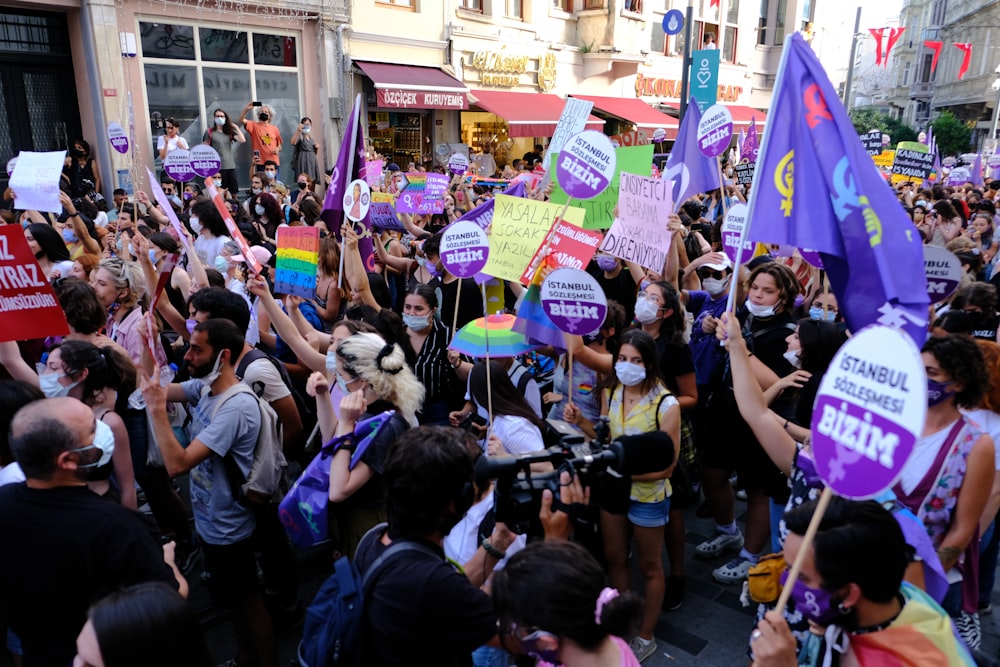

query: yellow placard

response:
[872,149,895,169]
[483,195,586,282]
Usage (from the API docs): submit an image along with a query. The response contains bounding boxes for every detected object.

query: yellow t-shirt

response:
[607,384,677,503]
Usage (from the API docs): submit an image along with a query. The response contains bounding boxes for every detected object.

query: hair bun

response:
[376,343,403,374]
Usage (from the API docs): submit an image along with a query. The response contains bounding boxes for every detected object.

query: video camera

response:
[475,418,675,537]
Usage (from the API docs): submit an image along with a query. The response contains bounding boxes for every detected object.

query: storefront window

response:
[141,22,300,189]
[200,28,248,63]
[139,22,195,60]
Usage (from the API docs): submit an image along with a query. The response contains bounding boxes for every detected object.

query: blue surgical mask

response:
[302,126,311,134]
[251,187,263,196]
[148,249,159,264]
[264,170,276,180]
[614,361,646,387]
[62,227,78,243]
[403,313,431,332]
[213,255,230,273]
[915,200,927,208]
[809,305,837,322]
[255,204,266,216]
[214,116,225,126]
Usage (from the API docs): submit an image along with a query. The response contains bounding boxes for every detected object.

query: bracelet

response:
[783,419,790,431]
[68,212,80,217]
[481,537,506,560]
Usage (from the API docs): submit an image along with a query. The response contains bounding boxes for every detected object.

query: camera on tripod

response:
[474,418,674,537]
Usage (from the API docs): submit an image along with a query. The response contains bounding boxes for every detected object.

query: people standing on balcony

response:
[203,108,246,198]
[157,118,189,163]
[241,102,283,181]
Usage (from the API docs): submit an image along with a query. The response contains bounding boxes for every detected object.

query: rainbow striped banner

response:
[275,226,320,299]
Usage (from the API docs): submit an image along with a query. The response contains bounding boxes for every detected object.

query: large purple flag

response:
[321,95,375,271]
[662,98,721,207]
[741,117,759,163]
[745,34,928,344]
[972,153,984,187]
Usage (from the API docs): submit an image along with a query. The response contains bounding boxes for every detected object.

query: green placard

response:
[550,145,654,229]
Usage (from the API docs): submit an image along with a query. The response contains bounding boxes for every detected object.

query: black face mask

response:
[71,148,84,158]
[297,182,307,190]
[259,113,269,122]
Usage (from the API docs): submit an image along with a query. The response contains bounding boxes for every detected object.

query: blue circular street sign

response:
[663,9,684,35]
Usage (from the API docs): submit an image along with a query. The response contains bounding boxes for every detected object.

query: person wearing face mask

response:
[563,329,680,662]
[241,102,282,179]
[291,172,315,205]
[189,198,232,267]
[400,284,461,424]
[588,252,641,324]
[290,116,320,185]
[697,261,802,586]
[203,108,246,197]
[63,138,102,197]
[750,498,976,667]
[250,192,281,245]
[40,341,138,510]
[0,397,185,667]
[260,159,285,190]
[807,289,841,324]
[468,360,547,456]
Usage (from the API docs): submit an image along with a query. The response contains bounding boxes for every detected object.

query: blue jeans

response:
[472,645,509,667]
[979,519,999,607]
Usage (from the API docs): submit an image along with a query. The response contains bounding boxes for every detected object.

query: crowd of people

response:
[2,112,1000,667]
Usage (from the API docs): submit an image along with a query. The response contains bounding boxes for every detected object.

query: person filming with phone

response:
[241,101,283,181]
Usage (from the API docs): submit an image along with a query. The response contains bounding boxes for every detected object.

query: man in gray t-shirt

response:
[143,318,278,667]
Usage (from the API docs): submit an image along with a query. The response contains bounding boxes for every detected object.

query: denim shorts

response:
[628,497,671,528]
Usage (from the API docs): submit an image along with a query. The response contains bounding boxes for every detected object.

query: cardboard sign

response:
[397,172,449,214]
[923,245,963,302]
[440,219,490,278]
[810,325,926,499]
[521,218,604,284]
[343,179,371,223]
[721,203,753,262]
[551,145,654,229]
[366,160,384,188]
[163,149,195,182]
[189,144,222,178]
[484,195,585,282]
[275,226,320,300]
[599,172,673,271]
[734,161,755,185]
[540,267,608,336]
[10,151,66,213]
[555,130,618,200]
[0,226,69,342]
[892,148,935,180]
[697,104,734,158]
[369,192,402,231]
[543,97,595,174]
[107,122,129,154]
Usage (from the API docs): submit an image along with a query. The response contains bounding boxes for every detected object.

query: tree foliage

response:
[848,108,918,144]
[929,110,972,157]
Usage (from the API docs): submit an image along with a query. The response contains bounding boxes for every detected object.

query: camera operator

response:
[353,426,588,667]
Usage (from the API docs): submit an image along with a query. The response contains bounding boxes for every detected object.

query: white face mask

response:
[702,276,729,297]
[199,352,225,388]
[92,419,115,468]
[255,204,266,216]
[325,350,339,375]
[745,301,777,318]
[189,216,202,234]
[302,126,311,134]
[634,296,661,325]
[40,372,78,398]
[783,349,801,369]
[264,170,276,180]
[614,361,647,387]
[251,187,263,195]
[214,117,225,126]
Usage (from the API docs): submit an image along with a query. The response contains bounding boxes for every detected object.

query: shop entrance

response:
[0,10,82,184]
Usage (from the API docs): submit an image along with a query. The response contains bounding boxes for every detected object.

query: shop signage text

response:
[634,73,743,103]
[465,48,556,92]
[376,89,468,110]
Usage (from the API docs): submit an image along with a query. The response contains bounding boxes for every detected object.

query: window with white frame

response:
[139,21,300,189]
[507,0,525,18]
[377,0,416,8]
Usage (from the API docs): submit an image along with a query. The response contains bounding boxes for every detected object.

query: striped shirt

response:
[411,318,459,402]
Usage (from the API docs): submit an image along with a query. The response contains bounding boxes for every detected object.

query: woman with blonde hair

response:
[89,257,150,366]
[327,332,425,555]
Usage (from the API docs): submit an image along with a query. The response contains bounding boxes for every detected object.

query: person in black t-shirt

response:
[0,397,181,667]
[588,253,640,324]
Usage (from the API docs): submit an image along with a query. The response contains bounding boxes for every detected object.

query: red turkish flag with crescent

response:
[884,28,905,67]
[869,28,885,66]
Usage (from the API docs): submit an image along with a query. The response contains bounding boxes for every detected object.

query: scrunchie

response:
[594,587,619,624]
[375,343,402,374]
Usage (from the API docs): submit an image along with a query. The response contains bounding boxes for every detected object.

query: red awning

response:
[355,61,469,110]
[653,102,765,127]
[570,95,679,131]
[468,89,605,138]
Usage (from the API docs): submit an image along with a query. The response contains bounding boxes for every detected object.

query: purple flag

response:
[745,34,928,344]
[321,95,375,271]
[737,128,745,156]
[741,117,759,163]
[972,153,984,187]
[662,98,721,207]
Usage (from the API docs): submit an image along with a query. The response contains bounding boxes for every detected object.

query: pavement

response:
[5,492,1000,666]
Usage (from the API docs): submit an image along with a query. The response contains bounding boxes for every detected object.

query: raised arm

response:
[342,225,382,312]
[246,275,326,373]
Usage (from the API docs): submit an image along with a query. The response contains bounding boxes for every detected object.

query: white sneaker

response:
[694,529,744,558]
[628,636,657,663]
[713,556,753,584]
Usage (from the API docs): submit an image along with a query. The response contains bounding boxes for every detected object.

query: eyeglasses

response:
[697,269,727,280]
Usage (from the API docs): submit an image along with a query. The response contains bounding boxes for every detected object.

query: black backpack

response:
[236,348,316,452]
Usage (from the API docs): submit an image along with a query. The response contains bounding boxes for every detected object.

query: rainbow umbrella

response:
[449,313,544,358]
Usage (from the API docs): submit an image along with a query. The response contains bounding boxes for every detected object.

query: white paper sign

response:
[11,151,67,213]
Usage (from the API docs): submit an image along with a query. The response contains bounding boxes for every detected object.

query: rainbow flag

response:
[512,258,566,350]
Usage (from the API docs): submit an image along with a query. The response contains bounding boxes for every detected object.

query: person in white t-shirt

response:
[468,361,546,456]
[157,117,189,161]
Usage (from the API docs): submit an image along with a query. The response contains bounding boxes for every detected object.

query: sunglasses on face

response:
[698,270,726,280]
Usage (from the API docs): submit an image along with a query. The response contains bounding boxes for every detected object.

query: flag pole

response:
[715,157,729,224]
[451,278,462,342]
[338,94,362,291]
[725,38,793,314]
[482,282,494,444]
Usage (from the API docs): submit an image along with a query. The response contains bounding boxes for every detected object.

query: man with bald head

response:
[0,397,183,667]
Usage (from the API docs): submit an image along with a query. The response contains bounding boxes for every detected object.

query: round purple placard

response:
[540,267,608,336]
[810,325,926,499]
[440,219,489,278]
[448,153,469,175]
[923,244,962,302]
[163,149,195,182]
[555,130,617,200]
[697,105,734,158]
[720,203,753,263]
[189,144,222,178]
[107,122,129,155]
